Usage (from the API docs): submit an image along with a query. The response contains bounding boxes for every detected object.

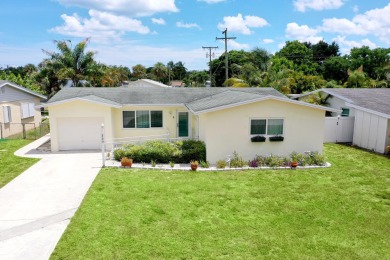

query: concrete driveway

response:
[0,136,102,259]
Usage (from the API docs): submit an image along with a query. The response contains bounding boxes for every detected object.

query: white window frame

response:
[3,106,12,123]
[21,102,35,119]
[249,118,285,136]
[122,110,163,129]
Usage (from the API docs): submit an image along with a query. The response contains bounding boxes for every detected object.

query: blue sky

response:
[1,0,389,70]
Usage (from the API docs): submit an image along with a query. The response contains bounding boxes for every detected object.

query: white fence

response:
[324,117,355,143]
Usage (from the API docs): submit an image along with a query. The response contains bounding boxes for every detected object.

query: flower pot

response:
[290,161,298,169]
[121,157,133,167]
[191,164,198,171]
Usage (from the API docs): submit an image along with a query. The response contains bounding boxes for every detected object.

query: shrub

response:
[200,160,210,168]
[179,140,206,163]
[216,160,227,169]
[230,151,247,168]
[249,159,258,168]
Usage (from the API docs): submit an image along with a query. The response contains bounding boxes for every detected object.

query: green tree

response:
[152,62,168,83]
[42,38,96,87]
[132,64,147,79]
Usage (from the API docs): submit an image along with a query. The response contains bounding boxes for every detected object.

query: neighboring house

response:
[0,80,46,138]
[169,80,184,87]
[128,79,171,88]
[46,86,339,163]
[295,88,390,154]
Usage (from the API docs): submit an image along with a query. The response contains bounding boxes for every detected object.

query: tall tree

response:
[132,64,147,79]
[42,38,96,87]
[152,62,168,83]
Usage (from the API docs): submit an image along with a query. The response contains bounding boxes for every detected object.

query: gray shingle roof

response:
[322,88,390,116]
[48,87,285,111]
[0,80,47,99]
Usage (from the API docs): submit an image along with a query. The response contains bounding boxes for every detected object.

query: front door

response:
[178,112,189,137]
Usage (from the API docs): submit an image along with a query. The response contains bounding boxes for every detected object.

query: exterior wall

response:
[0,97,42,138]
[353,110,388,153]
[199,99,326,164]
[386,119,390,151]
[326,95,355,117]
[48,100,113,152]
[112,105,196,140]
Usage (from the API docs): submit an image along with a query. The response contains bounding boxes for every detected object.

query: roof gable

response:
[0,80,47,100]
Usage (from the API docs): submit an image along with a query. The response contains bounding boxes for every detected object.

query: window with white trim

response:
[250,118,284,135]
[21,103,35,119]
[123,110,163,129]
[3,106,12,123]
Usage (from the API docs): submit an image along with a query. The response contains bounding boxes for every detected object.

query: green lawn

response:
[51,144,390,259]
[0,139,39,188]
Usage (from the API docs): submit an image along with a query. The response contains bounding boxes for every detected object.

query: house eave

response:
[190,95,342,115]
[45,97,122,108]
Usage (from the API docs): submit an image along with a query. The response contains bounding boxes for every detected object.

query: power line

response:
[202,46,218,87]
[216,28,236,82]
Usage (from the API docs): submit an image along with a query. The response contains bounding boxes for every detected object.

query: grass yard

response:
[0,139,39,188]
[51,144,390,259]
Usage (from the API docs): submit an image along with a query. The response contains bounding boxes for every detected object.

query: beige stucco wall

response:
[199,99,326,164]
[112,105,197,140]
[48,100,113,152]
[1,97,42,138]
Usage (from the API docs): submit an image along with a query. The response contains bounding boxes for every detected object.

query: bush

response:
[216,160,227,169]
[113,140,206,164]
[230,151,247,168]
[179,140,206,163]
[200,160,210,168]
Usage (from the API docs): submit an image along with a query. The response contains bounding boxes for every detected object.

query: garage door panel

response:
[57,117,103,150]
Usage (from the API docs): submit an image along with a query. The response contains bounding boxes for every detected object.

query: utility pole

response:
[216,28,236,82]
[202,46,218,87]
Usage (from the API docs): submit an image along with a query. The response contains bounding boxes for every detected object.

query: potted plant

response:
[269,135,284,142]
[290,152,298,169]
[121,157,133,167]
[251,135,266,142]
[190,160,198,171]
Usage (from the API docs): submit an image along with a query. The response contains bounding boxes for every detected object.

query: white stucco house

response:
[295,88,390,154]
[46,82,340,163]
[0,80,46,138]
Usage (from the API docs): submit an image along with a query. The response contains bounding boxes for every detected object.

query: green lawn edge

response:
[0,139,40,188]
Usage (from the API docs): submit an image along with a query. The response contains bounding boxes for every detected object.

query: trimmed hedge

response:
[113,140,206,163]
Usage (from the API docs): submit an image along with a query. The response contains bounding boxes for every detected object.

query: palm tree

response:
[42,38,96,87]
[152,62,168,82]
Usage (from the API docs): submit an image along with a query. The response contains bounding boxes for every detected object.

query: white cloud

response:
[228,40,250,50]
[294,0,344,12]
[90,41,208,70]
[353,5,359,13]
[285,22,322,43]
[152,18,166,25]
[262,39,275,44]
[176,21,201,29]
[321,3,390,43]
[217,14,268,35]
[50,10,150,40]
[332,36,377,53]
[197,0,226,3]
[56,0,179,17]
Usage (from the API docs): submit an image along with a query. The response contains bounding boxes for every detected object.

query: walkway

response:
[0,136,101,259]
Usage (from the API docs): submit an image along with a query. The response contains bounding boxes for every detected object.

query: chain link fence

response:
[0,121,50,140]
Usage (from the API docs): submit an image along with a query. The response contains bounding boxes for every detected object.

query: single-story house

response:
[295,88,390,154]
[0,80,46,138]
[46,83,340,163]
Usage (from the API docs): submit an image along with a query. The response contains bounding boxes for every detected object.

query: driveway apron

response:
[0,136,102,259]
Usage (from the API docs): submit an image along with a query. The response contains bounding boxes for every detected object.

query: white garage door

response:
[57,117,103,150]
